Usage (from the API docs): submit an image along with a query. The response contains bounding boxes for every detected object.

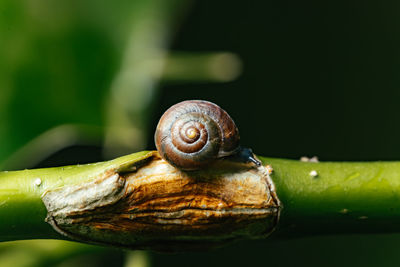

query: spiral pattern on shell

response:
[155,100,240,170]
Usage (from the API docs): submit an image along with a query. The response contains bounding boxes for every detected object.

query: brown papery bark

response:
[43,153,280,251]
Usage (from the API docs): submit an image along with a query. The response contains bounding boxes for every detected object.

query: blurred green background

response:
[2,0,400,266]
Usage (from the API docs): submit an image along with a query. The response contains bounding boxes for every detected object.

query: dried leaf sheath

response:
[42,152,280,251]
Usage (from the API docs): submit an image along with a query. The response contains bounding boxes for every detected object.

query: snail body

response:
[155,100,260,170]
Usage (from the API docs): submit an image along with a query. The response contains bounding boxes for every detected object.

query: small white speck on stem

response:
[300,157,308,162]
[34,178,42,186]
[300,156,319,163]
[309,170,318,178]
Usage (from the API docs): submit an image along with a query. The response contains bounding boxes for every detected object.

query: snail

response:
[154,100,261,170]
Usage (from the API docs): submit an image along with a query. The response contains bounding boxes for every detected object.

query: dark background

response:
[156,0,400,162]
[2,0,400,266]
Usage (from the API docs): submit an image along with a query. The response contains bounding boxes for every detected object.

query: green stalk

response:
[1,152,400,244]
[0,151,151,241]
[263,157,400,237]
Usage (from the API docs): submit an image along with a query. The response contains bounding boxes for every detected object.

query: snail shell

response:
[155,100,241,170]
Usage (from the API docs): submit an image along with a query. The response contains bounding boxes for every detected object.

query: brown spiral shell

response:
[155,100,240,170]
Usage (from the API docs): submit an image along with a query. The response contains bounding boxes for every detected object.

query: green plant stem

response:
[263,157,400,237]
[1,152,400,243]
[0,151,150,241]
